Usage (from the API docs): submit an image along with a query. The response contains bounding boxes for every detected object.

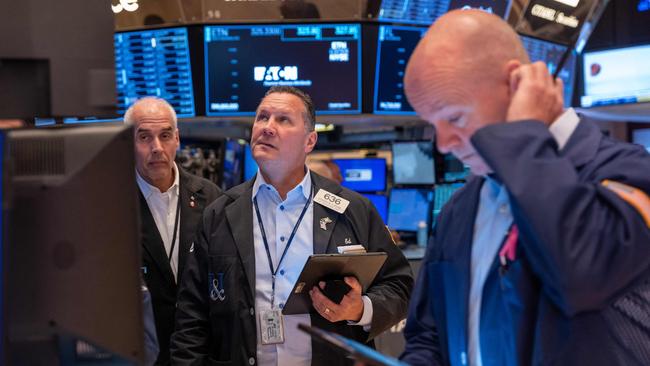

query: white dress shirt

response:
[467,109,580,366]
[136,162,181,281]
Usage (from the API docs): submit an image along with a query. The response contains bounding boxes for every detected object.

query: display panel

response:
[392,141,436,185]
[114,27,195,118]
[633,128,650,153]
[332,158,387,192]
[446,0,512,18]
[374,26,427,114]
[580,44,650,107]
[362,193,388,224]
[244,144,258,181]
[204,24,361,116]
[442,154,470,182]
[432,182,464,222]
[520,36,576,107]
[378,0,451,25]
[387,188,433,232]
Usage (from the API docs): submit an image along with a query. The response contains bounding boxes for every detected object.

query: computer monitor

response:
[633,128,650,153]
[222,139,245,189]
[331,158,387,192]
[520,35,576,107]
[378,0,450,25]
[244,144,258,181]
[432,183,464,222]
[114,27,196,118]
[387,188,433,232]
[373,26,427,114]
[580,43,650,107]
[442,154,470,182]
[2,125,144,365]
[446,0,512,18]
[362,194,388,224]
[392,141,436,185]
[204,24,361,116]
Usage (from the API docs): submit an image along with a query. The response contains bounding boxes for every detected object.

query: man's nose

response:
[434,123,460,154]
[151,137,163,152]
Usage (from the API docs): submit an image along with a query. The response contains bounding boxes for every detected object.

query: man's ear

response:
[305,131,317,153]
[504,59,522,98]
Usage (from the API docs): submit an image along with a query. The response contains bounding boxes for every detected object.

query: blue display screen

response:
[392,141,436,185]
[204,24,361,116]
[363,194,388,224]
[378,0,451,25]
[244,144,258,181]
[374,26,427,114]
[432,182,464,222]
[388,188,433,232]
[520,36,576,107]
[633,129,650,153]
[114,27,196,117]
[332,158,386,192]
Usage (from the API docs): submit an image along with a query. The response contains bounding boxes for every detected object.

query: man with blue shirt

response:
[171,86,413,366]
[400,9,650,366]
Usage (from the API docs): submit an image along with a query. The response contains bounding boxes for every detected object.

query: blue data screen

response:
[363,194,388,224]
[388,188,433,232]
[392,141,436,185]
[204,24,361,116]
[332,158,386,192]
[374,26,427,114]
[114,27,195,117]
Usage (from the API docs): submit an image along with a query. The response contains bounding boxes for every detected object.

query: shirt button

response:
[280,236,285,242]
[250,308,255,316]
[279,303,284,309]
[249,357,256,365]
[279,269,285,275]
[499,204,508,214]
[280,205,285,211]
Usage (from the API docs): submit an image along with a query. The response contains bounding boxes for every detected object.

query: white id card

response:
[259,309,285,345]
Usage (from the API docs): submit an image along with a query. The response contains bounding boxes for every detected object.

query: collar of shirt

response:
[252,167,312,203]
[549,108,580,151]
[136,162,180,199]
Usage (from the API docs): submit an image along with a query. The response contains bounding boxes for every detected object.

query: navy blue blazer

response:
[401,118,650,366]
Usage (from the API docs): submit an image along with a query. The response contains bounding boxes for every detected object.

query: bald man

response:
[400,10,650,366]
[124,97,221,365]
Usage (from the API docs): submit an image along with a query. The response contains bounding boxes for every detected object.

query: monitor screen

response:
[446,0,512,18]
[222,140,245,190]
[378,0,451,25]
[392,141,436,185]
[633,128,650,153]
[244,144,258,181]
[442,154,470,182]
[204,24,361,116]
[520,36,576,107]
[580,44,650,107]
[432,182,464,222]
[387,188,433,232]
[34,118,56,127]
[374,26,427,114]
[332,158,386,192]
[63,117,122,124]
[114,27,196,118]
[362,193,388,224]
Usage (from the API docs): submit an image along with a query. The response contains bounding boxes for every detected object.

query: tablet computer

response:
[282,252,388,315]
[298,323,408,366]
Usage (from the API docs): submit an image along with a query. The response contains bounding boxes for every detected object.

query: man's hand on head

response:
[506,61,565,126]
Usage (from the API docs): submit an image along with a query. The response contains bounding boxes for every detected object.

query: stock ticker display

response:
[204,24,361,116]
[114,27,196,117]
[520,35,576,107]
[378,0,451,25]
[374,26,427,114]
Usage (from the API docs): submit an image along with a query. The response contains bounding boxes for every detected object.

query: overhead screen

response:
[392,141,436,185]
[374,26,427,114]
[520,36,576,107]
[204,24,361,116]
[581,44,650,108]
[378,0,511,24]
[114,27,196,117]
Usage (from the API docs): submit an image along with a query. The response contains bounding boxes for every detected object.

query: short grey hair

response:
[263,86,316,132]
[123,96,178,129]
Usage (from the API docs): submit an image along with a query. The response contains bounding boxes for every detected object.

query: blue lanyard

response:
[253,185,313,308]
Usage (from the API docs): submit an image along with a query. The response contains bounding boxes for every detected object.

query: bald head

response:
[405,10,529,113]
[124,97,178,130]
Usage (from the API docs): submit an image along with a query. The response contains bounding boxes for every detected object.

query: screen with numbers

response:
[204,23,361,116]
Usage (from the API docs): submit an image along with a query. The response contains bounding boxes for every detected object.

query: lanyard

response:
[254,185,313,308]
[168,195,181,263]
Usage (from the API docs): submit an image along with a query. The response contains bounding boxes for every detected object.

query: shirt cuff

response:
[347,295,373,331]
